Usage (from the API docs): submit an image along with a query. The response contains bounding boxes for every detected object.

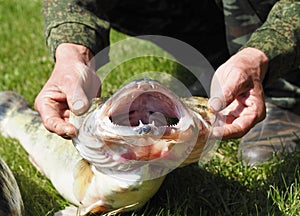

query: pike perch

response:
[0,79,216,215]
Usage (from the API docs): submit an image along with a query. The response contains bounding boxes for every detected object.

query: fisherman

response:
[35,0,300,165]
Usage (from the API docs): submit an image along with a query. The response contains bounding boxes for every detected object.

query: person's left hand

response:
[208,47,269,139]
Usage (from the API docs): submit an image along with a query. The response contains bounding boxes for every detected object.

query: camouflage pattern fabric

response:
[43,0,110,58]
[241,0,300,82]
[43,0,300,109]
[264,70,300,114]
[222,0,277,54]
[43,0,229,69]
[222,0,300,110]
[222,0,300,77]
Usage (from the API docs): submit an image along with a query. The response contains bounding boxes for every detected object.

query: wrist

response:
[55,43,94,64]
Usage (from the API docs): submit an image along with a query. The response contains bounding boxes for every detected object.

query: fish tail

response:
[0,91,29,123]
[0,157,24,216]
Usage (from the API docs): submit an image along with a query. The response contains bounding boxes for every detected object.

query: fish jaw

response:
[73,79,208,180]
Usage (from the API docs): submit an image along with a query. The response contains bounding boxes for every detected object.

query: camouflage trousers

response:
[264,67,300,115]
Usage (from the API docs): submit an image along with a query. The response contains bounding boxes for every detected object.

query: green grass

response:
[1,1,300,215]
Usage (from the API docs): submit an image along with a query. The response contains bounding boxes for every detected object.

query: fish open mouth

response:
[74,79,200,178]
[100,79,193,137]
[109,91,180,127]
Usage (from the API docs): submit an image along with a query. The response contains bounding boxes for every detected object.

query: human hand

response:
[34,43,100,138]
[208,47,269,139]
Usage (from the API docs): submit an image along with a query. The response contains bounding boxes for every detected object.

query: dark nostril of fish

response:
[137,125,151,134]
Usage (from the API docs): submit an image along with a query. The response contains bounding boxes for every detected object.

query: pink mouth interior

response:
[109,92,180,127]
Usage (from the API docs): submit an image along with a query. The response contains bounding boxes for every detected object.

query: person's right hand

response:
[34,43,101,138]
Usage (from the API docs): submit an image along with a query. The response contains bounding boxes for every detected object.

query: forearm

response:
[242,0,300,82]
[43,0,110,59]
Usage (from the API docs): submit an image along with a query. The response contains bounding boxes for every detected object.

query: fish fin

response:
[54,205,79,216]
[54,202,112,216]
[102,202,140,216]
[89,203,112,214]
[73,159,94,202]
[78,200,112,215]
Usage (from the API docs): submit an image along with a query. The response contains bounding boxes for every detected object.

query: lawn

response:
[1,1,300,216]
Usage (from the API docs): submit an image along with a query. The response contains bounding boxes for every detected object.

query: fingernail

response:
[208,97,224,112]
[72,100,85,114]
[64,125,76,138]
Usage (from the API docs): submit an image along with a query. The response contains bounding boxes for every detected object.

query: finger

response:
[212,105,266,140]
[208,69,226,112]
[208,97,224,113]
[212,121,248,139]
[209,72,251,112]
[213,110,261,139]
[44,116,77,138]
[221,124,248,139]
[35,99,77,138]
[63,81,90,116]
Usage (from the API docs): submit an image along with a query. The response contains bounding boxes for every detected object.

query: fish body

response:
[0,79,215,215]
[0,157,24,216]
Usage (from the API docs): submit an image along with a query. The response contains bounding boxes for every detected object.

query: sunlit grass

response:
[1,1,300,215]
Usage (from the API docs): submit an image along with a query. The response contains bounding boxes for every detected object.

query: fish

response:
[0,157,24,216]
[0,78,216,215]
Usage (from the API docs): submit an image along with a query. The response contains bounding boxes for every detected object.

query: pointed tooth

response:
[139,120,143,126]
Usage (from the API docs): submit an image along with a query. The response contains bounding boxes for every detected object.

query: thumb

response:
[208,81,239,112]
[208,74,228,112]
[208,65,244,112]
[67,86,90,115]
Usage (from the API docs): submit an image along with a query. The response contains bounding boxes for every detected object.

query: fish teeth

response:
[138,120,144,126]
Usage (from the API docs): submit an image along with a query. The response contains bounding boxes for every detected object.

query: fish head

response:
[72,78,215,180]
